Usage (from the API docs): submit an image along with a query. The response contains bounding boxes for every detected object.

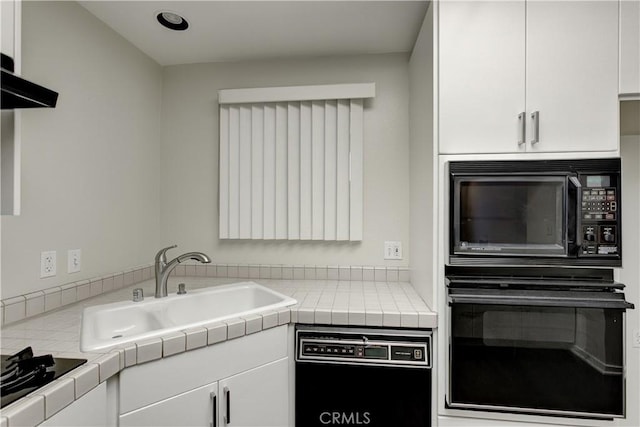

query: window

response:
[218,83,375,241]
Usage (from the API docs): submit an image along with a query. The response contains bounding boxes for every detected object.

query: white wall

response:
[620,135,640,427]
[0,1,163,299]
[159,54,411,267]
[408,4,434,309]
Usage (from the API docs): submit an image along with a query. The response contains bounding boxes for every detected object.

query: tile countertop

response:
[0,277,437,425]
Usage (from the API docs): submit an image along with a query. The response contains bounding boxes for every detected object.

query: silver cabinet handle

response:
[517,112,526,145]
[530,111,540,144]
[210,392,217,427]
[224,386,230,424]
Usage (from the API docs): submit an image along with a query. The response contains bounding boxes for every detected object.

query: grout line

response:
[1,263,409,325]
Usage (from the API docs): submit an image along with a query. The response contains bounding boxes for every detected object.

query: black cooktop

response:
[0,347,87,408]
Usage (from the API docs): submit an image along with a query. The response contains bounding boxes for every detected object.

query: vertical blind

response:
[218,83,375,241]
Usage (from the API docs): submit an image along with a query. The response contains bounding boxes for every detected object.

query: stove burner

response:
[1,347,55,395]
[0,347,87,408]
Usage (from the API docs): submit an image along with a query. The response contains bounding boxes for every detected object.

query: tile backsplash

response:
[0,263,410,327]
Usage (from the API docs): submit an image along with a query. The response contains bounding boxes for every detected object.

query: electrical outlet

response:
[633,329,640,348]
[40,251,56,278]
[384,241,403,260]
[68,249,81,274]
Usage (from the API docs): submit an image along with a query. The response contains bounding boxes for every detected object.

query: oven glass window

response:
[449,303,624,417]
[454,177,566,255]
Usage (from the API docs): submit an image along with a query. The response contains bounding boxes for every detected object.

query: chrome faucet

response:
[154,245,211,298]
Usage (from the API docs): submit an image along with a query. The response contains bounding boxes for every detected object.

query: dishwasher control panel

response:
[296,326,431,368]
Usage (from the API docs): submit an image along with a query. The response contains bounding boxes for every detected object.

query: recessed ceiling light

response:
[156,11,189,31]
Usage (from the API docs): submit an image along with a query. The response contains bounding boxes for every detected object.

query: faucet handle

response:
[155,245,178,264]
[177,283,187,295]
[133,288,144,302]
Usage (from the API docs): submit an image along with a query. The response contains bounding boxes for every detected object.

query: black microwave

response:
[449,158,621,267]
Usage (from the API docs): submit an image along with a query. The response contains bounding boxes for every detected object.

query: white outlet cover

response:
[40,250,57,278]
[68,249,82,274]
[384,241,403,260]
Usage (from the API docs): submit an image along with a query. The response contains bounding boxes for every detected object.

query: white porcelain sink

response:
[80,282,296,352]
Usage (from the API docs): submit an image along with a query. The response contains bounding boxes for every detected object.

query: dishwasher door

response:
[295,325,432,427]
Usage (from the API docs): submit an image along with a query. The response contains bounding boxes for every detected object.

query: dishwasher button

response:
[413,349,423,360]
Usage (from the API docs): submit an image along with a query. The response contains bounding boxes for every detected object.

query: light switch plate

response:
[68,249,81,273]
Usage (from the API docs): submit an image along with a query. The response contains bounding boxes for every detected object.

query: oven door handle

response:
[448,293,634,310]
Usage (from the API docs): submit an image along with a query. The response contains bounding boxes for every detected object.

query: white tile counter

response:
[0,277,437,425]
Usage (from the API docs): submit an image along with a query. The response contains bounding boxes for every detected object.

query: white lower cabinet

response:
[218,358,289,427]
[119,381,218,426]
[118,326,290,427]
[39,382,108,427]
[119,359,288,427]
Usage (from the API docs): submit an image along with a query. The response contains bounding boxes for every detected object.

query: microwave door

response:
[452,176,568,257]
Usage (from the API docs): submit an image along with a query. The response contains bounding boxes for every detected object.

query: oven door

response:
[447,287,633,419]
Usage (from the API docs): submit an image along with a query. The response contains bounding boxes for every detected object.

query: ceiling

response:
[79,1,429,66]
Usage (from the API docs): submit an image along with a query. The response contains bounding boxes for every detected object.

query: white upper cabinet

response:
[620,0,640,95]
[439,1,526,154]
[1,0,19,59]
[438,1,619,155]
[525,1,618,153]
[1,0,22,216]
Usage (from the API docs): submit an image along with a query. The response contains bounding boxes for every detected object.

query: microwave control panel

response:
[580,176,619,257]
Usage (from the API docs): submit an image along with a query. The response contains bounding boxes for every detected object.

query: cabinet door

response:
[119,382,218,427]
[219,358,289,427]
[1,0,21,216]
[40,383,108,427]
[1,0,18,59]
[620,0,640,95]
[439,1,526,154]
[526,1,618,153]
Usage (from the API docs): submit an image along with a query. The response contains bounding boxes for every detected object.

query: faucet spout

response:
[154,246,211,298]
[176,252,211,264]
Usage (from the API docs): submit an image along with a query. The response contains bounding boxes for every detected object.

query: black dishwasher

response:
[295,325,432,427]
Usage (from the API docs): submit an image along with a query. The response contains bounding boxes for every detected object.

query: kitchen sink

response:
[80,282,296,352]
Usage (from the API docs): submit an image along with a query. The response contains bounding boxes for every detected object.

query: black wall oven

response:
[446,266,634,419]
[449,158,621,267]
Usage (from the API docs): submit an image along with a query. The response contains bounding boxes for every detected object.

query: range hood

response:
[1,53,58,109]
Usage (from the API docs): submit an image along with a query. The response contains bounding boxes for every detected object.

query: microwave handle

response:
[569,176,582,248]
